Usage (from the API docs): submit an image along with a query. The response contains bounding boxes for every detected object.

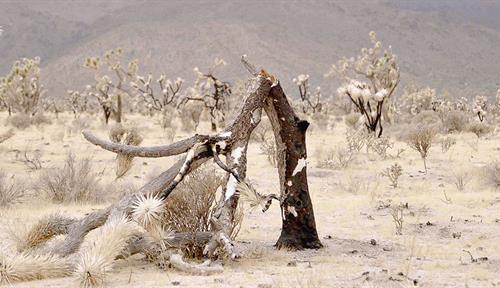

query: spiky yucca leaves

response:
[74,214,139,288]
[0,251,72,284]
[109,124,143,179]
[236,181,277,213]
[22,213,75,251]
[131,193,164,231]
[236,181,267,209]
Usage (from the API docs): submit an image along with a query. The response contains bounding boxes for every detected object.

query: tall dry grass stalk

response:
[0,171,26,207]
[74,214,139,288]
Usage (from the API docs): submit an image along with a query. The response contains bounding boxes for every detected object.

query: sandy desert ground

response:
[0,112,499,288]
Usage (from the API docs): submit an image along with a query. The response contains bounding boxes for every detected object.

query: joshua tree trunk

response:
[116,93,122,123]
[264,84,322,249]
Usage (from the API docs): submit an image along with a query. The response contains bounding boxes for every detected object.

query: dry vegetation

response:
[0,30,499,288]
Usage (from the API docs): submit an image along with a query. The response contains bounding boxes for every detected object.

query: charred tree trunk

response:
[264,83,322,250]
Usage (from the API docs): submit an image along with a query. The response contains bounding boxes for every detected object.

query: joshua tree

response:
[292,74,323,114]
[66,90,89,118]
[472,95,487,122]
[0,57,44,116]
[180,58,232,131]
[328,31,400,137]
[8,60,321,286]
[131,74,184,113]
[83,48,137,124]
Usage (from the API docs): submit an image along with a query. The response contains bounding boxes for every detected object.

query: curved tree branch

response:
[83,131,209,158]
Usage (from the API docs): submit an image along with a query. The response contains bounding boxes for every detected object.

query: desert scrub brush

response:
[0,251,72,284]
[74,214,139,288]
[131,193,164,231]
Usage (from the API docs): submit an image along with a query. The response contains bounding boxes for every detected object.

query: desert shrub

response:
[37,152,103,203]
[485,159,500,188]
[30,113,52,126]
[5,113,52,129]
[109,124,143,179]
[442,110,469,133]
[5,114,31,129]
[405,125,436,173]
[0,171,26,207]
[441,136,456,153]
[346,128,367,152]
[317,146,353,169]
[18,145,43,171]
[366,135,393,159]
[467,122,493,138]
[162,167,242,258]
[70,116,92,133]
[382,163,403,188]
[344,113,361,130]
[251,120,272,143]
[179,103,202,132]
[411,110,441,128]
[310,112,330,131]
[259,138,277,167]
[451,167,471,191]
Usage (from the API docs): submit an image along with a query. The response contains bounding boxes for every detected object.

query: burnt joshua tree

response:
[17,58,321,279]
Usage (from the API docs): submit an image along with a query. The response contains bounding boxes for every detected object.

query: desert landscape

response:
[0,1,499,288]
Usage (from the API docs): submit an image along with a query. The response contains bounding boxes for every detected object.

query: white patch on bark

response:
[292,157,307,176]
[280,117,285,121]
[287,180,292,187]
[216,140,226,150]
[287,206,298,217]
[225,174,238,201]
[219,131,232,138]
[231,146,244,164]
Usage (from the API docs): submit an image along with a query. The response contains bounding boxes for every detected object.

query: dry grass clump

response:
[75,214,139,288]
[0,171,26,207]
[467,122,493,138]
[37,152,103,203]
[451,167,472,191]
[442,110,469,133]
[344,112,361,130]
[179,103,202,132]
[485,159,500,188]
[5,113,52,130]
[317,146,354,170]
[0,128,14,143]
[109,124,143,178]
[162,167,242,258]
[440,136,456,153]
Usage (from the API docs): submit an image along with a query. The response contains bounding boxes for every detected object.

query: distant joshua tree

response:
[180,58,232,131]
[327,31,400,137]
[0,57,44,116]
[292,74,323,114]
[83,48,137,124]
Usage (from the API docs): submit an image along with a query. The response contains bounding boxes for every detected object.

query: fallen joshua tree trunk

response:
[2,57,321,285]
